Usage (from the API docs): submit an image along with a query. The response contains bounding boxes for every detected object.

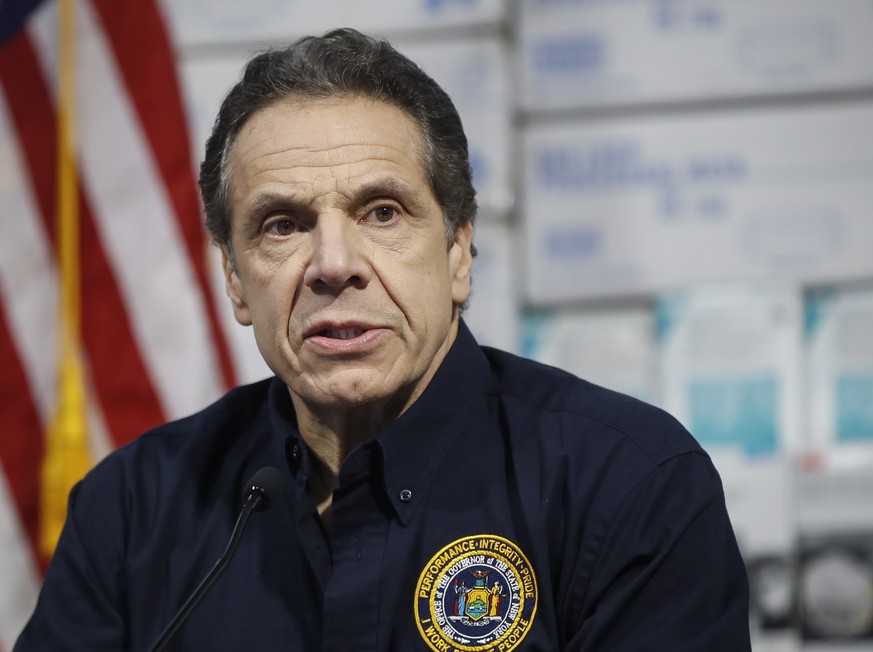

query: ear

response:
[221,246,252,326]
[449,221,474,307]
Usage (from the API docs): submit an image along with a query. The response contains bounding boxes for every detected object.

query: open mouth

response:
[319,328,366,340]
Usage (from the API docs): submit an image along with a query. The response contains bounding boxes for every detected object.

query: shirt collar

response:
[376,320,490,525]
[266,320,491,524]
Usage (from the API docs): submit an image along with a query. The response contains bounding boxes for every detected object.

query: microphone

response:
[147,467,287,652]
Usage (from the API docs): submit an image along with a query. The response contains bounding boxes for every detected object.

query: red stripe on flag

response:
[0,31,167,448]
[0,303,46,573]
[91,0,237,391]
[0,32,56,230]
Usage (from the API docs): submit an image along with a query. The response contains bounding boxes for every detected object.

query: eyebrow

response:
[237,176,433,232]
[351,177,431,216]
[240,192,309,222]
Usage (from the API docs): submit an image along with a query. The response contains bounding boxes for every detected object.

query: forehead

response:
[227,96,429,188]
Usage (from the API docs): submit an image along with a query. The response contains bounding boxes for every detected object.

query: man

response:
[16,28,751,651]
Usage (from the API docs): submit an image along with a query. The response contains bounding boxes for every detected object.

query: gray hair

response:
[199,27,478,252]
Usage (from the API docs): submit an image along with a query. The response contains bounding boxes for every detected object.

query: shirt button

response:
[287,441,301,465]
[399,488,413,503]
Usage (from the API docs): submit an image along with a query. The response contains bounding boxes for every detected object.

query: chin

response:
[320,376,418,413]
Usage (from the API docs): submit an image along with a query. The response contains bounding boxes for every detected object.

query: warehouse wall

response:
[160,2,873,649]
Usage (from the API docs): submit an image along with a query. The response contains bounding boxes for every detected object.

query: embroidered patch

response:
[415,534,537,652]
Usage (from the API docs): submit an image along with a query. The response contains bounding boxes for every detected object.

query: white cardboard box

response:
[657,284,803,457]
[805,285,873,465]
[464,220,520,354]
[521,305,656,402]
[522,101,873,304]
[518,0,873,111]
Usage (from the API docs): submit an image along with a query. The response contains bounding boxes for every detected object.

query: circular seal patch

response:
[415,534,537,652]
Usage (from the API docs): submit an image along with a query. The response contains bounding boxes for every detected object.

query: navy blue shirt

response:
[16,323,750,651]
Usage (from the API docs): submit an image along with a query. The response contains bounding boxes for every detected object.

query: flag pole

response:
[40,0,93,559]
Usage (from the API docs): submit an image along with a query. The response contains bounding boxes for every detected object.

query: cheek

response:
[380,254,449,314]
[248,265,301,329]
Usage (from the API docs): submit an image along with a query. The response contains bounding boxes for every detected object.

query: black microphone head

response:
[243,466,287,512]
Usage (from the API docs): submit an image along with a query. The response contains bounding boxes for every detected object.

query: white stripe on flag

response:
[0,94,58,423]
[0,468,40,651]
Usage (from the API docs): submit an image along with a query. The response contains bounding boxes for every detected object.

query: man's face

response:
[223,96,473,416]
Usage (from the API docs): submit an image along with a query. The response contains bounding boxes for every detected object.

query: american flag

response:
[0,0,237,646]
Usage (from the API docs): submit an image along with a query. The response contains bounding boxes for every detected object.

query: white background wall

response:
[159,2,873,649]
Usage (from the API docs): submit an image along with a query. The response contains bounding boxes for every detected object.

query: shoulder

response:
[74,378,279,523]
[141,376,276,443]
[105,377,275,467]
[481,346,702,467]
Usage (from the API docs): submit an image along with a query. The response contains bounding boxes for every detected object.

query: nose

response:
[302,216,371,291]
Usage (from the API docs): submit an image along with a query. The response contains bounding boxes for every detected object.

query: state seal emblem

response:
[415,534,537,652]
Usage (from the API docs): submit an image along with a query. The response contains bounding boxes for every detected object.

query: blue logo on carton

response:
[424,0,478,13]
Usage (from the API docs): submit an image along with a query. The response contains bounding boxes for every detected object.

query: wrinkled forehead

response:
[224,95,433,206]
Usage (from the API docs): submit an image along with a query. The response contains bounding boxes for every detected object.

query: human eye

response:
[363,204,400,225]
[265,216,298,237]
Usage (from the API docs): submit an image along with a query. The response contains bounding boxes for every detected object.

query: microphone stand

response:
[147,490,265,652]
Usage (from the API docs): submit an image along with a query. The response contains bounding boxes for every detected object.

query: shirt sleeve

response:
[565,451,751,651]
[14,462,130,652]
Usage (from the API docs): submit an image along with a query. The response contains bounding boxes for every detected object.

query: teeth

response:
[323,328,364,340]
